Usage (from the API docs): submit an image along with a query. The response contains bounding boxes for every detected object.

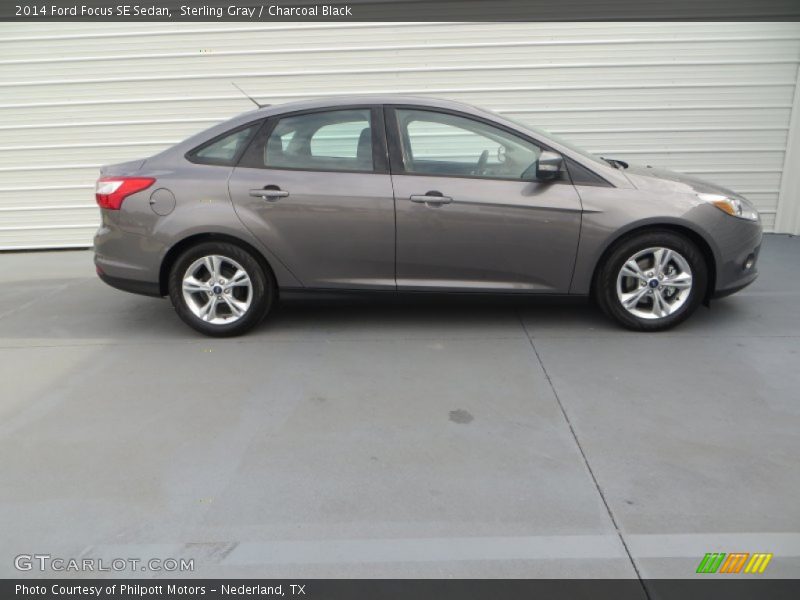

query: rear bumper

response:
[97,269,162,297]
[94,222,165,297]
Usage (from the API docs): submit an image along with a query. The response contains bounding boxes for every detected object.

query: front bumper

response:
[710,215,762,299]
[712,272,758,299]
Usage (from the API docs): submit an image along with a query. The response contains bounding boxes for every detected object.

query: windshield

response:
[500,115,610,167]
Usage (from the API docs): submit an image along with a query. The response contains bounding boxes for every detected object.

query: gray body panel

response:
[228,168,396,289]
[93,94,762,302]
[94,158,302,291]
[566,164,761,296]
[392,175,582,292]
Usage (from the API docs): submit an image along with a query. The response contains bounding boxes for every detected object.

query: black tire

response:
[168,241,275,337]
[594,230,708,331]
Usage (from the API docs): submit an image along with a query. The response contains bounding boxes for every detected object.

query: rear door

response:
[386,106,583,293]
[228,106,396,290]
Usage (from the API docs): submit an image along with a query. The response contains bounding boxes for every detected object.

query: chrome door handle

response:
[410,192,452,205]
[250,187,289,200]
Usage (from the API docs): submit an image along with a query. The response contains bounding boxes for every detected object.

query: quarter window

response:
[246,109,374,172]
[189,124,258,166]
[396,109,543,180]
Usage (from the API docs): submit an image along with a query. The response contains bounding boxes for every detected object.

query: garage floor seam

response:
[518,313,649,595]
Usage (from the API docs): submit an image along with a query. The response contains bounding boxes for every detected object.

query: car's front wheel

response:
[168,241,274,336]
[595,231,708,331]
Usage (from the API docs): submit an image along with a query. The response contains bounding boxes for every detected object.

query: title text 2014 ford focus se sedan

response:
[94,96,762,336]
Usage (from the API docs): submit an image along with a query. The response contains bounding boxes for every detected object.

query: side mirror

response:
[534,151,563,181]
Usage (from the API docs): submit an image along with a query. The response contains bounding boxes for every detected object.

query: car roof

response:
[254,95,490,116]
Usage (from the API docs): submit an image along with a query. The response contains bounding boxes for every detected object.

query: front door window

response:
[396,109,542,180]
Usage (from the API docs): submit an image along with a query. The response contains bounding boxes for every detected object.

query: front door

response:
[228,107,396,290]
[387,107,582,293]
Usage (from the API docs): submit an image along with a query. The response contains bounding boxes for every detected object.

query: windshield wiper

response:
[601,157,628,170]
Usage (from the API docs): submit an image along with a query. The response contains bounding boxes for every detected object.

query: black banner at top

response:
[3,0,800,21]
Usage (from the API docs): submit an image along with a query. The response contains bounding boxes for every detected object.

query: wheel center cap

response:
[212,285,223,295]
[648,279,659,289]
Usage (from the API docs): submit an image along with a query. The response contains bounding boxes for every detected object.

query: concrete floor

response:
[0,234,798,580]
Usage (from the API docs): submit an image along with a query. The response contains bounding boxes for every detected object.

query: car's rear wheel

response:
[168,241,274,336]
[595,231,708,331]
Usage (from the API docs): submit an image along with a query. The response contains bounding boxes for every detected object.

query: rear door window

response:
[242,109,375,173]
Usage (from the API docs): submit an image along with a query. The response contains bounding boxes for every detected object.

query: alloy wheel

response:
[181,255,253,324]
[615,246,693,320]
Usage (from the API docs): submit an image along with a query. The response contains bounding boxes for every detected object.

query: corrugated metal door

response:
[1,22,799,249]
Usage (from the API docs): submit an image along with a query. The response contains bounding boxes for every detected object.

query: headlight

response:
[698,193,759,221]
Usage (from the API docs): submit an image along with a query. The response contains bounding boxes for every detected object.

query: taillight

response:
[95,177,156,210]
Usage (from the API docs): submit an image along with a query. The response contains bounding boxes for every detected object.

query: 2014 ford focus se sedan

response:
[94,96,762,336]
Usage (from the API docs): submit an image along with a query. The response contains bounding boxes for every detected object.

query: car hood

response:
[620,162,740,198]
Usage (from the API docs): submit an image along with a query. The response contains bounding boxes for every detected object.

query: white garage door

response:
[1,22,799,249]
